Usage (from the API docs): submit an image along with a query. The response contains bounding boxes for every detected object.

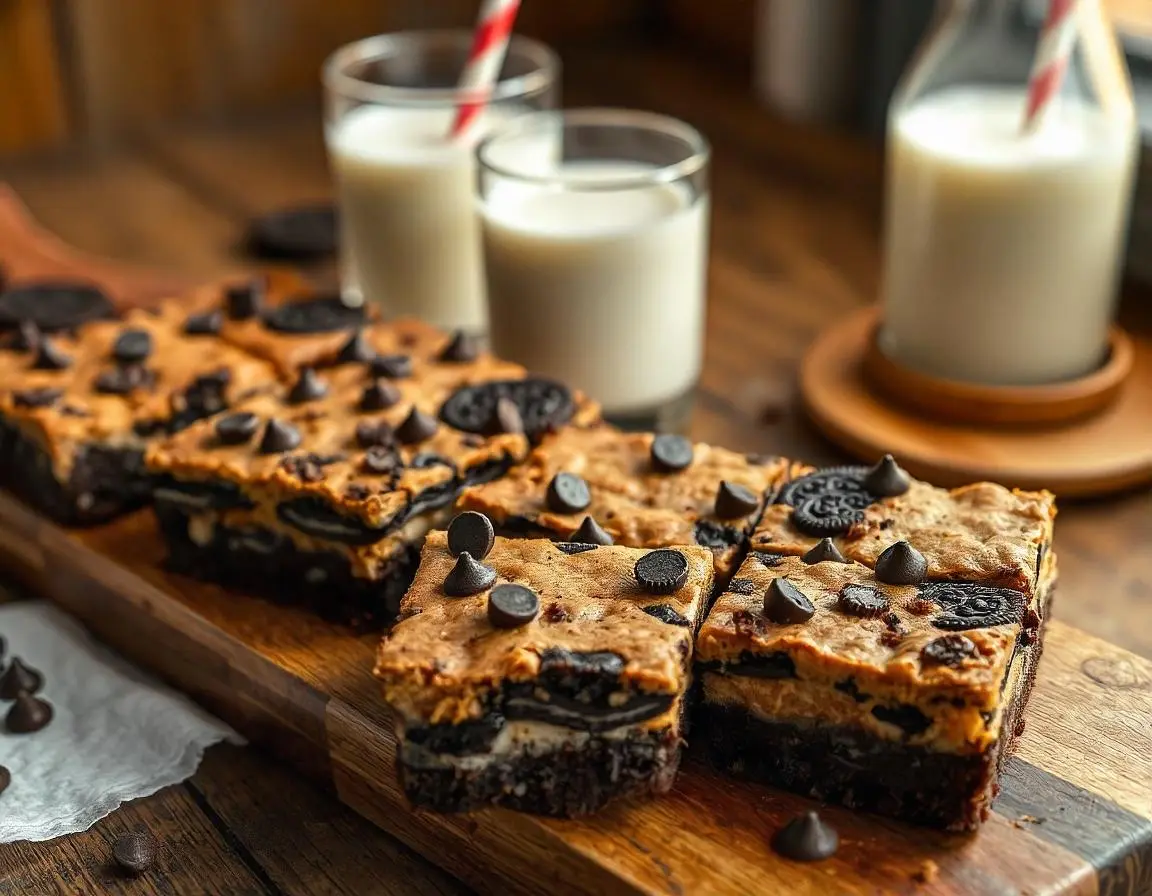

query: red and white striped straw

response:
[1021,0,1082,133]
[448,0,522,144]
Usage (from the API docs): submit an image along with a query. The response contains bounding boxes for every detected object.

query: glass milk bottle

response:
[879,0,1138,386]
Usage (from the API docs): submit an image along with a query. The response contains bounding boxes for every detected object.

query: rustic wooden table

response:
[1,42,1149,895]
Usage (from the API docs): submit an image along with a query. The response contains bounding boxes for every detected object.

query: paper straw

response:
[1021,0,1082,133]
[1076,0,1134,120]
[448,0,522,144]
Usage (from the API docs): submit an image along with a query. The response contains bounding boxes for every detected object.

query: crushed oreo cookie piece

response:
[753,551,787,568]
[863,453,912,497]
[225,279,264,320]
[184,309,223,335]
[546,472,591,514]
[694,520,741,550]
[714,480,760,519]
[12,387,61,409]
[33,337,71,371]
[5,320,40,352]
[642,604,690,626]
[837,583,888,618]
[921,634,978,666]
[258,418,302,454]
[94,364,154,395]
[440,378,575,439]
[650,434,693,473]
[360,378,401,411]
[875,541,927,585]
[280,453,341,482]
[443,552,496,597]
[728,578,756,595]
[361,445,401,475]
[215,411,260,444]
[772,811,839,862]
[246,203,337,261]
[488,397,524,435]
[801,537,847,565]
[370,354,412,379]
[438,330,479,363]
[448,511,495,560]
[287,367,328,404]
[112,328,152,364]
[395,406,439,443]
[569,516,613,546]
[488,583,539,628]
[0,281,114,331]
[921,581,1024,631]
[555,542,599,555]
[634,549,689,595]
[763,578,815,624]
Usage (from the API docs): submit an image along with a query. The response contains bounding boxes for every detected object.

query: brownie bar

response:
[375,530,714,816]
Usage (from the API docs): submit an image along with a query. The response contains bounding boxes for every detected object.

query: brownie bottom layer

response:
[400,728,681,818]
[155,505,419,629]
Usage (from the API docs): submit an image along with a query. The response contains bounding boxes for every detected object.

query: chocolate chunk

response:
[440,378,575,440]
[264,295,365,333]
[33,337,71,370]
[863,453,912,497]
[763,579,815,624]
[112,831,158,875]
[555,542,599,555]
[94,364,154,395]
[650,434,694,473]
[287,368,328,404]
[921,634,978,666]
[215,411,260,444]
[184,309,223,335]
[837,584,888,618]
[714,481,759,519]
[779,466,874,537]
[488,583,540,628]
[360,379,401,411]
[0,281,114,331]
[258,418,302,454]
[875,541,927,585]
[448,511,495,559]
[335,329,375,364]
[438,330,479,363]
[112,328,152,364]
[772,811,839,862]
[0,765,9,795]
[246,203,337,261]
[729,578,756,595]
[921,581,1024,631]
[355,419,395,448]
[872,703,931,735]
[0,657,43,699]
[361,445,401,475]
[488,397,523,435]
[546,472,591,514]
[6,692,53,733]
[801,537,847,565]
[443,551,496,597]
[634,549,689,595]
[13,387,61,409]
[569,516,614,546]
[6,320,40,352]
[396,406,439,443]
[642,604,690,626]
[370,354,412,379]
[753,551,787,568]
[177,369,231,421]
[694,520,741,550]
[224,279,264,320]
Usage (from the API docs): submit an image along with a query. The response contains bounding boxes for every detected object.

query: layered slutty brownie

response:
[695,456,1056,830]
[375,523,714,816]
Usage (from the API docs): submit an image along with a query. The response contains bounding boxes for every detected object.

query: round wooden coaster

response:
[799,306,1152,496]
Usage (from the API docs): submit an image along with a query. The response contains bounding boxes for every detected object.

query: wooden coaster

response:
[800,306,1152,496]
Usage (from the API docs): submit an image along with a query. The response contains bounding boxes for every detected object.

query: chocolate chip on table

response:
[0,281,115,332]
[395,406,439,444]
[546,472,591,514]
[224,278,264,320]
[763,578,816,624]
[287,368,328,404]
[447,511,495,560]
[569,516,614,546]
[355,419,395,448]
[642,604,690,626]
[215,411,260,445]
[95,364,154,395]
[246,203,337,261]
[875,540,927,585]
[336,329,375,364]
[438,330,479,363]
[0,657,43,699]
[0,765,9,796]
[258,418,302,454]
[488,397,523,435]
[263,296,365,334]
[801,537,847,565]
[112,831,158,875]
[772,811,840,862]
[650,433,694,473]
[920,581,1024,631]
[634,549,689,595]
[714,480,759,519]
[183,309,223,335]
[13,387,62,409]
[370,354,412,379]
[361,445,400,475]
[112,328,153,364]
[443,552,496,597]
[488,583,540,628]
[33,337,72,371]
[863,454,912,497]
[921,634,978,666]
[837,584,889,618]
[6,691,53,733]
[360,379,401,412]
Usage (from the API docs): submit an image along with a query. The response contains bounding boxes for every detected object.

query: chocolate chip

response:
[112,328,152,364]
[355,419,395,448]
[546,472,591,514]
[395,406,438,444]
[634,549,689,595]
[287,368,328,404]
[443,551,496,597]
[6,320,40,351]
[921,581,1024,631]
[6,692,53,733]
[360,379,400,411]
[650,434,694,473]
[369,354,411,379]
[729,578,756,595]
[488,397,524,435]
[448,511,495,559]
[33,337,71,370]
[555,542,599,555]
[0,281,114,332]
[246,203,337,261]
[361,445,400,475]
[184,310,222,335]
[714,480,759,519]
[0,658,43,699]
[438,330,479,363]
[95,364,154,395]
[763,579,815,624]
[215,412,260,445]
[801,537,847,565]
[0,765,9,795]
[280,453,341,482]
[488,583,539,628]
[258,418,302,454]
[642,604,690,626]
[863,454,912,497]
[440,378,575,440]
[569,516,613,546]
[112,831,158,875]
[875,541,927,585]
[13,387,61,409]
[772,811,839,862]
[336,329,375,364]
[837,584,888,618]
[224,279,264,320]
[921,634,977,666]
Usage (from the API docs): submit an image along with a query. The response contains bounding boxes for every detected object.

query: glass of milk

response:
[323,32,558,333]
[477,109,711,432]
[879,0,1138,387]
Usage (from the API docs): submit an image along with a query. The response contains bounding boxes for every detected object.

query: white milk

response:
[881,86,1137,385]
[328,105,519,333]
[481,163,709,417]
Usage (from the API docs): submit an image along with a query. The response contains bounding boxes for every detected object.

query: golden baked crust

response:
[375,532,714,725]
[457,427,789,576]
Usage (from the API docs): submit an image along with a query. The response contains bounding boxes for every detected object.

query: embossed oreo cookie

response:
[634,549,689,595]
[439,378,575,439]
[262,296,366,333]
[920,581,1025,631]
[778,466,873,537]
[0,281,115,332]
